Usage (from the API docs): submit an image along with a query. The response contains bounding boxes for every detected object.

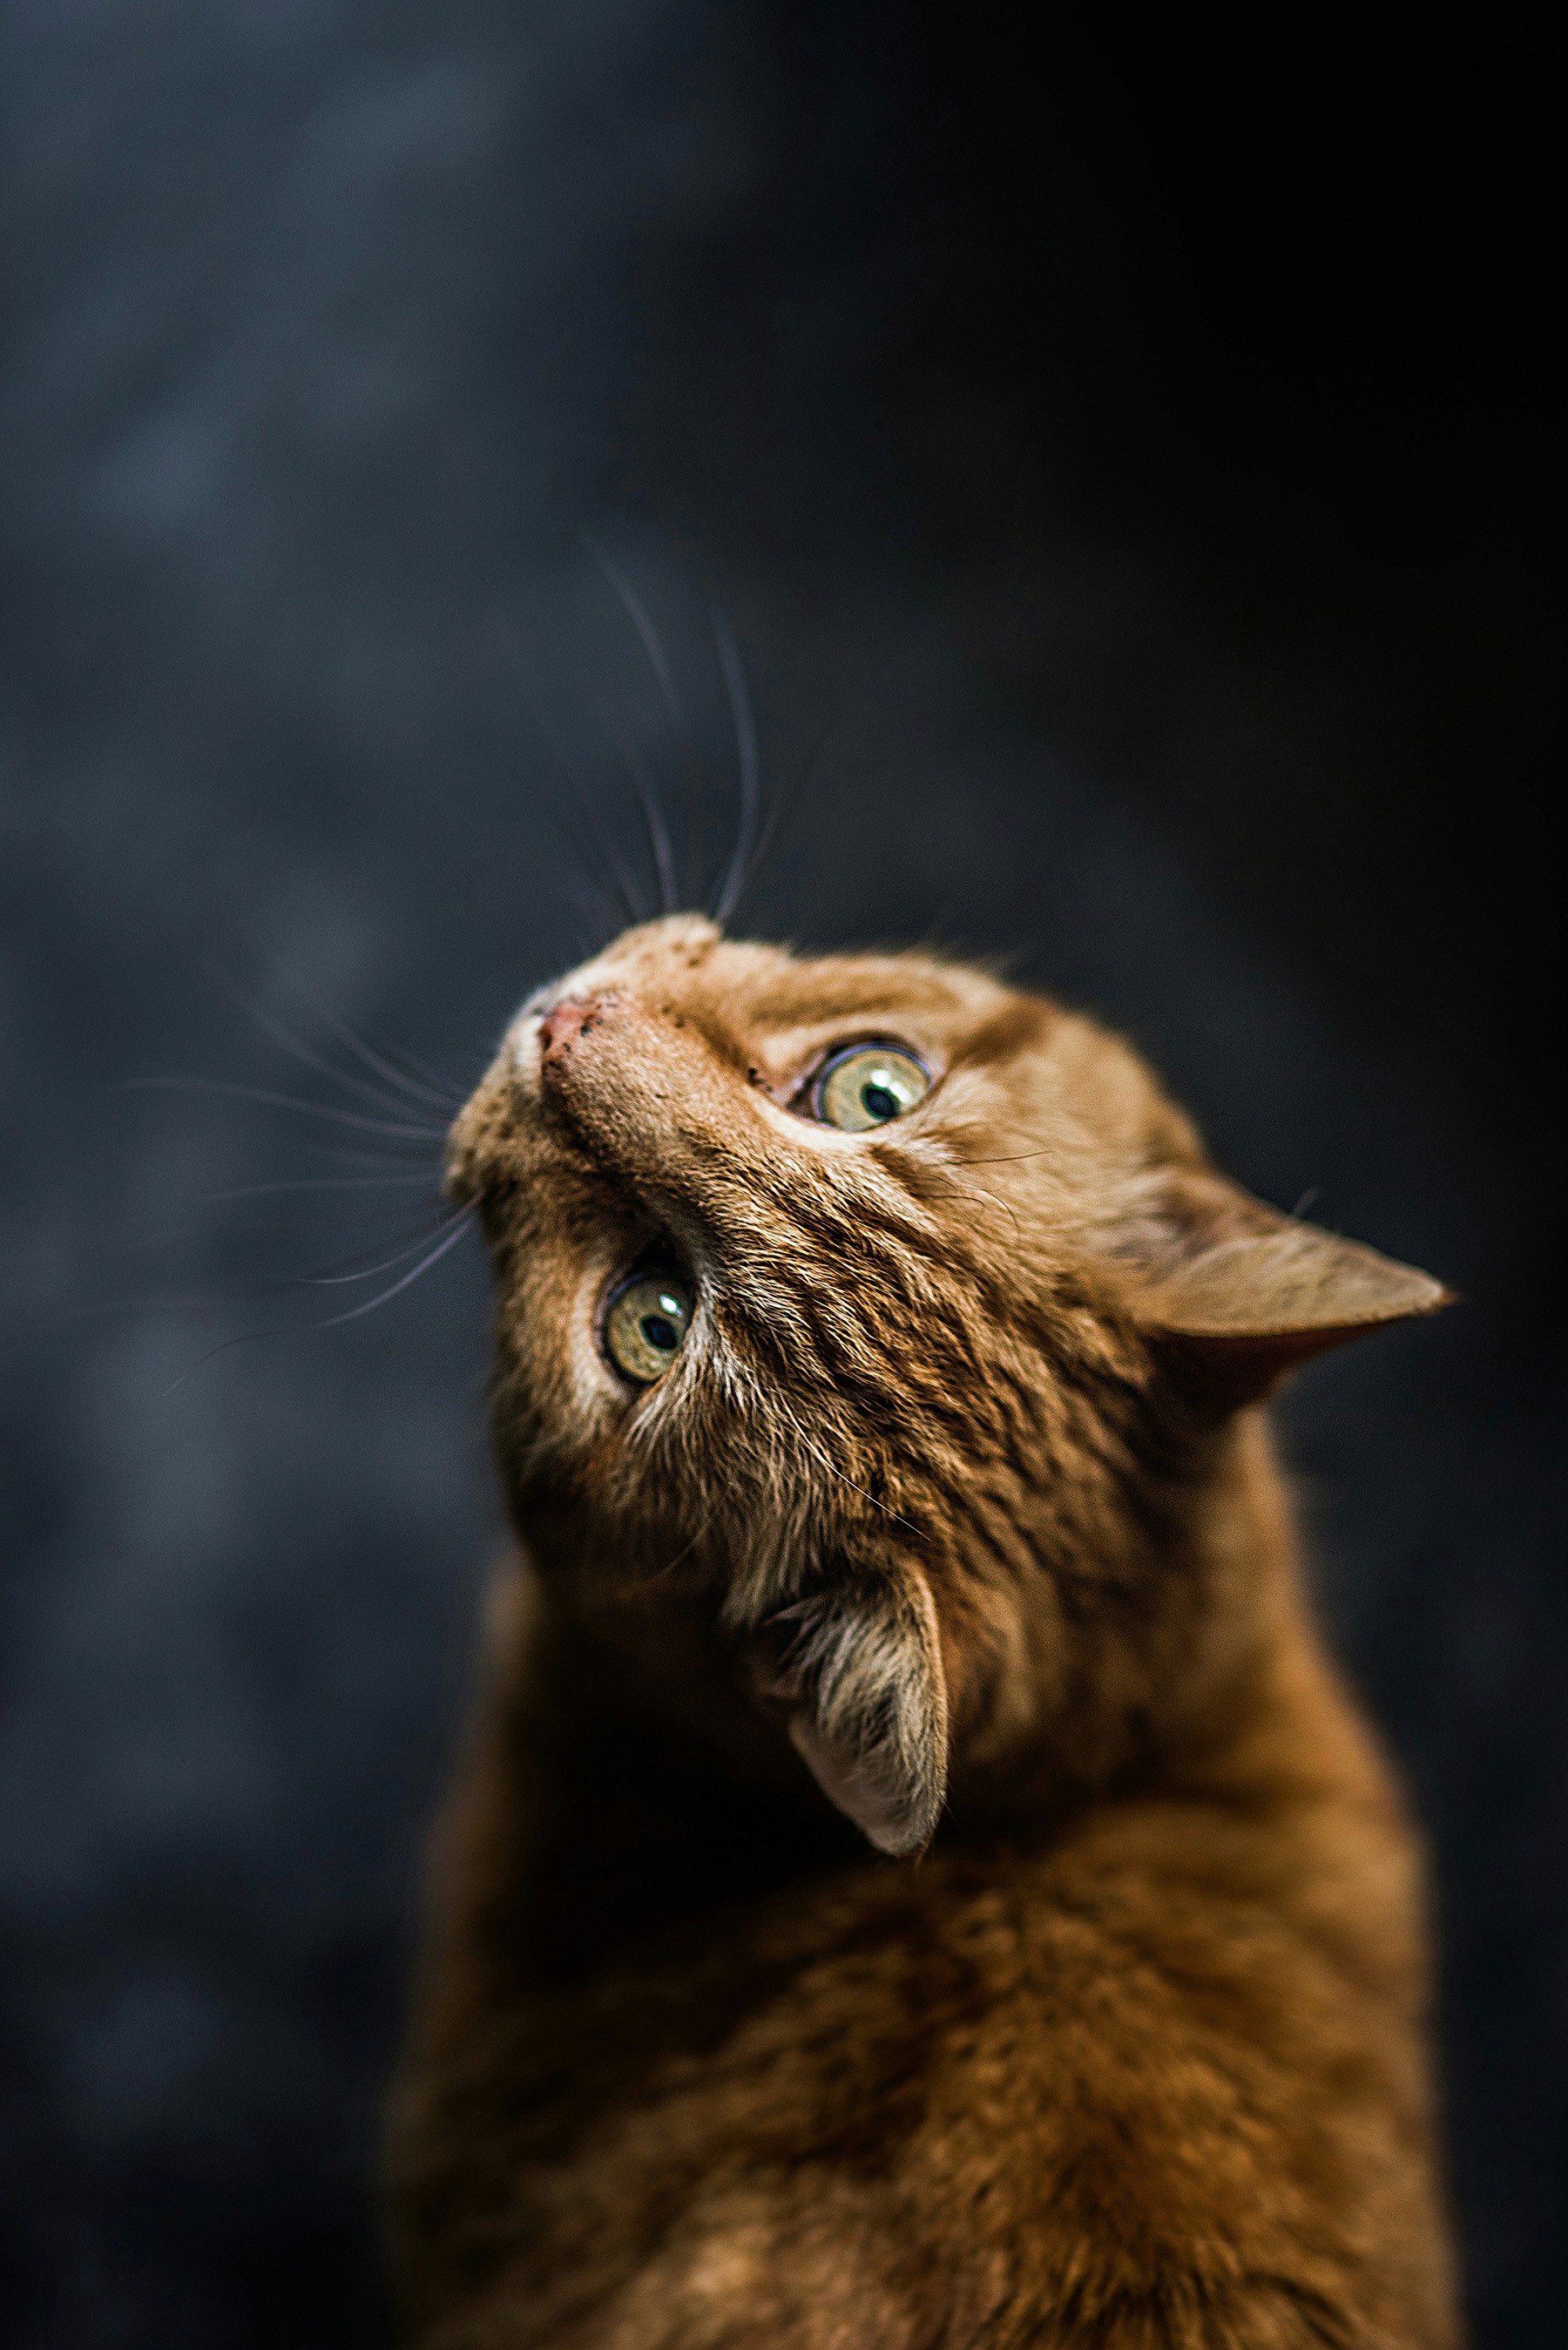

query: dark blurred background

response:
[2,3,1560,2342]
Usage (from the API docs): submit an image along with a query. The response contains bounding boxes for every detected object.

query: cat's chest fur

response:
[390,1556,1454,2350]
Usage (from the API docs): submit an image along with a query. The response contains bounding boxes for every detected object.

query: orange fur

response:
[388,917,1461,2347]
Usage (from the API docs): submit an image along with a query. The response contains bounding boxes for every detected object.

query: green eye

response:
[814,1044,931,1132]
[604,1271,694,1385]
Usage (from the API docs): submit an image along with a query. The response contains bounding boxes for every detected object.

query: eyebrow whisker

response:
[918,1171,1024,1250]
[581,535,686,732]
[495,613,645,929]
[737,627,943,926]
[609,712,679,918]
[710,606,761,929]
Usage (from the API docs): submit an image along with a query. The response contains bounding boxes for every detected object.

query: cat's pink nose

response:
[537,995,608,1074]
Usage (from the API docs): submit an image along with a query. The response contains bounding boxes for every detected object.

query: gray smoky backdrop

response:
[2,3,1559,2343]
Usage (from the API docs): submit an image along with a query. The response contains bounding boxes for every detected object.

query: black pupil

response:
[639,1312,679,1352]
[862,1081,900,1121]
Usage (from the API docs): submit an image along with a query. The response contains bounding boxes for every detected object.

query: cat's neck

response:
[502,1411,1383,1907]
[937,1408,1388,1832]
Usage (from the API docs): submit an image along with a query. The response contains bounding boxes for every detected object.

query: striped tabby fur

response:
[389,917,1461,2348]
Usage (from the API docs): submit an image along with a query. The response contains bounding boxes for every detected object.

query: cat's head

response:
[449,915,1445,1854]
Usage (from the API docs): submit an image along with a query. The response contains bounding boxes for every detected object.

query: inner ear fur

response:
[757,1563,949,1858]
[1118,1168,1452,1406]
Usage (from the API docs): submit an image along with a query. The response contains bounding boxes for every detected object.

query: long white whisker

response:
[581,535,686,730]
[204,1175,439,1202]
[292,1141,458,1170]
[748,629,941,924]
[767,1390,927,1541]
[118,1077,446,1141]
[724,789,787,926]
[206,964,448,1121]
[495,614,644,925]
[159,1211,476,1394]
[808,1446,924,1541]
[609,714,679,916]
[309,1210,476,1326]
[710,606,760,927]
[282,981,467,1110]
[578,788,649,929]
[294,1210,471,1288]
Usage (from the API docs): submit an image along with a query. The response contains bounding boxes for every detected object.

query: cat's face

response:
[449,916,1443,1852]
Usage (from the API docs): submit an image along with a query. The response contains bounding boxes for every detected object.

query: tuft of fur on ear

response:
[759,1565,949,1857]
[1116,1169,1452,1405]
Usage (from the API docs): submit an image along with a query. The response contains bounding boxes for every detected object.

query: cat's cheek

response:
[507,1012,545,1094]
[566,1312,625,1426]
[503,1255,645,1446]
[566,1266,657,1429]
[746,1088,913,1161]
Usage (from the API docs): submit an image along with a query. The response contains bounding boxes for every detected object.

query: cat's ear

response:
[1117,1168,1451,1406]
[758,1564,949,1857]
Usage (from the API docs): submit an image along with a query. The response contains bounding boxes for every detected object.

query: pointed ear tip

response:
[866,1811,940,1860]
[1305,1262,1455,1332]
[1298,1259,1456,1337]
[866,1830,936,1861]
[786,1710,945,1857]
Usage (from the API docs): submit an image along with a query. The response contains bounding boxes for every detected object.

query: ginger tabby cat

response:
[389,916,1462,2347]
